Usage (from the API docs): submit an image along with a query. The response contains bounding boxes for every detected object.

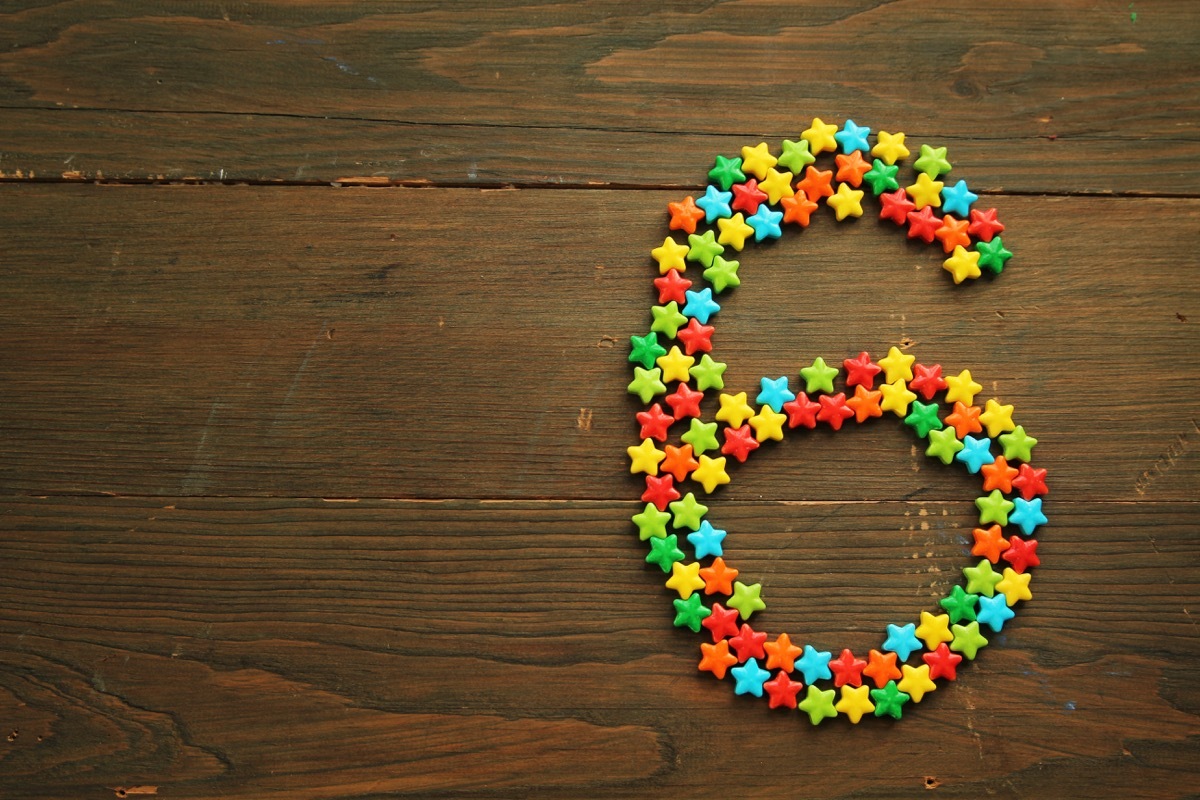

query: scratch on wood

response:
[597,335,618,347]
[1134,419,1196,495]
[112,787,158,798]
[576,408,593,431]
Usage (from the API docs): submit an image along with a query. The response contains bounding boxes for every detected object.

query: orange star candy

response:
[698,640,738,679]
[699,557,739,596]
[981,455,1019,493]
[944,401,983,438]
[845,384,883,422]
[834,151,872,187]
[781,194,819,226]
[971,525,1010,563]
[763,633,804,672]
[862,648,902,689]
[934,214,972,254]
[795,166,835,201]
[667,196,706,235]
[660,443,699,482]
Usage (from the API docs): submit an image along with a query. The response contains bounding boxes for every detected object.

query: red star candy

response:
[667,196,706,235]
[1002,536,1040,573]
[879,189,916,225]
[907,206,941,243]
[675,318,715,355]
[783,392,821,429]
[1012,463,1049,500]
[796,166,835,201]
[829,648,868,688]
[641,474,680,511]
[729,623,768,662]
[653,268,692,305]
[922,642,964,681]
[843,351,882,389]
[636,403,674,442]
[730,178,768,215]
[763,670,805,709]
[934,215,972,254]
[781,194,819,226]
[835,151,872,187]
[909,363,948,400]
[702,602,741,642]
[968,207,1005,242]
[665,383,704,420]
[721,424,760,463]
[817,392,854,430]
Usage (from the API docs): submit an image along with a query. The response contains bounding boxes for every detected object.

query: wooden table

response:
[2,3,1198,798]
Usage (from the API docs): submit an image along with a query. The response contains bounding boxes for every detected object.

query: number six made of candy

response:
[626,119,1045,725]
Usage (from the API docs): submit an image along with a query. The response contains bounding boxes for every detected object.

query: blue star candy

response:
[682,288,721,324]
[955,434,996,474]
[835,119,871,154]
[756,376,796,413]
[795,645,833,684]
[883,622,923,661]
[977,593,1017,632]
[731,657,771,697]
[941,179,979,217]
[746,205,783,241]
[696,185,733,223]
[1009,497,1048,536]
[687,520,727,559]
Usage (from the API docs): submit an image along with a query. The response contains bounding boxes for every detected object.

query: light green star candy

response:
[627,366,666,403]
[727,580,766,620]
[976,237,1013,275]
[800,356,839,394]
[975,489,1015,526]
[913,143,952,178]
[631,502,672,541]
[998,425,1038,462]
[668,492,708,531]
[672,593,711,632]
[686,230,724,267]
[680,418,720,455]
[925,426,965,464]
[963,558,1003,597]
[950,621,989,660]
[650,302,688,338]
[688,354,727,392]
[703,255,740,293]
[777,138,816,173]
[645,533,685,572]
[798,685,838,725]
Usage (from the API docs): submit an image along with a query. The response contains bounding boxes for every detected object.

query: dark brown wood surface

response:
[1,2,1198,798]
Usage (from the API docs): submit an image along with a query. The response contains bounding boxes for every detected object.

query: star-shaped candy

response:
[976,593,1016,632]
[763,633,804,672]
[950,621,989,660]
[688,354,726,392]
[676,318,715,355]
[757,376,796,412]
[944,370,983,406]
[796,166,835,200]
[979,399,1016,438]
[843,351,882,389]
[656,345,695,383]
[681,418,720,455]
[863,648,902,688]
[981,455,1019,493]
[835,684,876,723]
[721,424,759,463]
[922,642,964,681]
[783,392,822,429]
[672,594,711,632]
[654,268,692,305]
[690,522,729,561]
[968,207,1005,242]
[834,150,872,186]
[716,212,755,251]
[669,491,708,530]
[879,378,917,417]
[926,426,965,464]
[999,425,1038,462]
[906,205,941,242]
[800,356,839,394]
[667,196,706,234]
[995,567,1033,606]
[730,178,768,216]
[763,670,805,710]
[691,454,731,493]
[906,173,944,210]
[641,473,680,510]
[687,230,725,267]
[701,602,740,641]
[627,437,666,475]
[698,639,738,679]
[629,332,667,370]
[650,236,689,274]
[708,155,746,191]
[695,184,733,223]
[716,392,756,428]
[758,168,796,205]
[703,255,741,293]
[1010,496,1048,537]
[878,346,916,383]
[1001,535,1040,573]
[835,119,871,153]
[698,555,737,593]
[777,138,816,173]
[897,664,938,703]
[746,204,784,241]
[846,384,884,422]
[749,405,788,442]
[798,685,839,725]
[976,236,1013,274]
[801,117,839,155]
[871,130,910,164]
[971,524,1010,563]
[727,581,766,620]
[817,393,854,430]
[955,434,993,472]
[645,533,685,572]
[944,245,982,284]
[915,611,954,649]
[631,501,671,540]
[829,648,868,687]
[795,644,834,684]
[650,302,688,339]
[729,622,768,661]
[945,401,984,439]
[1012,463,1049,500]
[941,179,978,217]
[827,183,865,220]
[660,443,698,482]
[682,288,721,325]
[913,143,952,178]
[863,158,900,194]
[935,215,972,254]
[739,142,777,180]
[976,489,1015,526]
[963,558,1003,597]
[780,194,819,226]
[882,623,922,661]
[871,681,911,719]
[879,188,916,225]
[904,400,943,438]
[666,560,706,599]
[939,585,979,623]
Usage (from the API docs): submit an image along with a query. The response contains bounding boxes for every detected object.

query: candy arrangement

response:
[627,119,1042,724]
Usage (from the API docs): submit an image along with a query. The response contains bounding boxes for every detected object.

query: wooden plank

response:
[0,497,1197,798]
[0,1,1196,192]
[1,185,1197,501]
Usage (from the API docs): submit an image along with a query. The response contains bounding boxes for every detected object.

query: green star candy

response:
[913,143,952,178]
[777,138,816,173]
[871,680,911,719]
[629,331,667,369]
[627,366,666,403]
[862,158,900,194]
[975,237,1013,275]
[976,489,1015,526]
[703,255,740,293]
[707,155,745,191]
[950,620,989,660]
[687,230,725,268]
[727,580,766,620]
[669,492,708,531]
[680,418,720,455]
[939,585,979,623]
[963,558,1003,597]
[645,533,685,572]
[798,685,838,725]
[672,593,711,632]
[632,502,672,540]
[650,302,688,338]
[925,426,965,464]
[688,354,727,392]
[999,425,1038,462]
[800,356,839,394]
[904,400,943,438]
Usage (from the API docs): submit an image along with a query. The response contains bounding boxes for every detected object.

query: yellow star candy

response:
[879,378,917,417]
[871,130,910,165]
[749,405,787,442]
[650,236,690,275]
[627,438,665,476]
[944,369,983,406]
[944,245,982,284]
[692,454,731,493]
[655,345,695,383]
[906,173,944,210]
[758,167,795,204]
[878,346,915,383]
[716,392,756,428]
[666,561,706,599]
[834,684,876,724]
[979,398,1017,437]
[801,117,839,155]
[717,212,755,251]
[827,183,865,221]
[898,664,938,703]
[995,567,1032,606]
[740,142,777,180]
[915,611,954,649]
